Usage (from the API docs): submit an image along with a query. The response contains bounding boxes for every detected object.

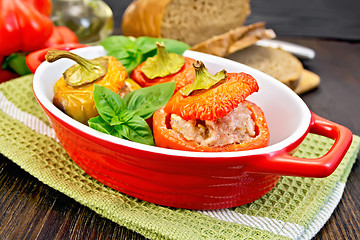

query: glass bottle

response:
[51,0,114,44]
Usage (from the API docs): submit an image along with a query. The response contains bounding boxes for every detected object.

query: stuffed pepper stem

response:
[46,49,108,87]
[181,60,227,96]
[130,42,196,91]
[141,42,185,79]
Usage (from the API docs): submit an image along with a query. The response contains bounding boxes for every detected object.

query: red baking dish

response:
[32,46,353,210]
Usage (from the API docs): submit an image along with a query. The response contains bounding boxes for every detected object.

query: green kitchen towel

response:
[0,75,359,240]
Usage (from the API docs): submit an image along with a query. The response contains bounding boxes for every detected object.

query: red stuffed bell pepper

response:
[153,61,270,152]
[131,42,196,92]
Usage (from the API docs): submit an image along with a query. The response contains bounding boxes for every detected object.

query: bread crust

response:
[122,0,171,38]
[190,22,276,57]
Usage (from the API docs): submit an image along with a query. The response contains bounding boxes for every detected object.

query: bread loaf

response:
[227,45,303,89]
[122,0,251,46]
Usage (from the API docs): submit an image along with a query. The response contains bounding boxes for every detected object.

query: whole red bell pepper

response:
[42,26,79,48]
[25,0,52,17]
[0,0,54,56]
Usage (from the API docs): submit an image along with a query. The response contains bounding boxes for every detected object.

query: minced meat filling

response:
[170,102,256,147]
[117,82,131,98]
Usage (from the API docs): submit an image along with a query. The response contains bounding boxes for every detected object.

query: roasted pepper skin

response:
[53,56,127,125]
[152,72,269,152]
[0,0,54,56]
[130,57,196,92]
[165,72,259,121]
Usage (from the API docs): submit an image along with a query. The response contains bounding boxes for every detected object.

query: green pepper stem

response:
[45,49,108,87]
[193,61,208,77]
[180,61,227,96]
[46,50,94,71]
[141,42,185,79]
[156,42,170,64]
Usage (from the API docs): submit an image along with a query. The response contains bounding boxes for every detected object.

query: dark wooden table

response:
[1,1,360,239]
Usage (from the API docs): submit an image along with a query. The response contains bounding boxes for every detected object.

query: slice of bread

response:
[122,0,251,46]
[227,45,303,89]
[295,69,320,94]
[190,22,276,57]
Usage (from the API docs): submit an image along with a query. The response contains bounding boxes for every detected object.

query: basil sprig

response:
[101,36,190,73]
[88,82,176,146]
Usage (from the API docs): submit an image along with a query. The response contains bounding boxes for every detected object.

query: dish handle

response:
[264,112,353,177]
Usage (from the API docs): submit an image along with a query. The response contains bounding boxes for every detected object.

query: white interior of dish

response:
[33,46,311,158]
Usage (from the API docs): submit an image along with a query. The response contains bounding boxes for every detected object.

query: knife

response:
[255,39,316,60]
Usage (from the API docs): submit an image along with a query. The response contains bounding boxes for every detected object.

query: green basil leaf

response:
[93,85,126,123]
[101,35,136,51]
[135,37,190,55]
[88,116,121,137]
[125,51,143,73]
[134,37,159,54]
[101,35,190,74]
[101,36,141,73]
[141,49,158,63]
[110,111,135,126]
[160,38,191,55]
[108,48,143,73]
[124,82,176,119]
[114,112,154,146]
[106,49,131,60]
[135,37,190,64]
